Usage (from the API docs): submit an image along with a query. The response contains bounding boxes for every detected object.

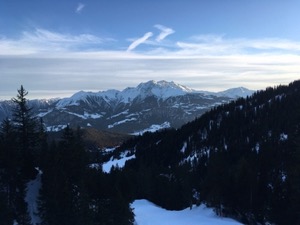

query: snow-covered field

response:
[132,199,243,225]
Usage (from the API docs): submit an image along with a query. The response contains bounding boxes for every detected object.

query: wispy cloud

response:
[154,24,175,42]
[127,32,153,51]
[0,28,105,54]
[126,24,174,51]
[176,35,300,55]
[76,3,85,14]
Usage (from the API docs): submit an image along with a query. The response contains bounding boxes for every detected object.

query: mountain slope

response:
[0,80,254,134]
[107,80,300,224]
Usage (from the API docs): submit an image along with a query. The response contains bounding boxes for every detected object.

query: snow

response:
[180,152,198,166]
[46,124,67,132]
[102,154,136,173]
[281,171,287,182]
[104,147,117,153]
[55,80,197,108]
[108,118,137,128]
[25,168,42,225]
[180,142,187,153]
[279,133,288,141]
[132,122,171,135]
[89,163,101,170]
[84,112,103,119]
[109,109,129,119]
[65,111,103,119]
[132,199,243,225]
[216,87,254,98]
[36,109,53,117]
[53,81,252,111]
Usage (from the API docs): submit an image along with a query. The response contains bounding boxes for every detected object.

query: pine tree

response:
[12,85,38,180]
[39,126,92,225]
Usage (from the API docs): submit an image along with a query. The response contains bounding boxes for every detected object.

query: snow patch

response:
[25,168,42,225]
[108,118,137,129]
[109,109,129,119]
[46,124,67,132]
[102,153,136,173]
[132,199,242,225]
[36,109,53,117]
[132,122,171,135]
[279,133,288,141]
[65,111,103,119]
[180,142,187,153]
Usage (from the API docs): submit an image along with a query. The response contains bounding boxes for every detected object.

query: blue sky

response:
[1,0,300,99]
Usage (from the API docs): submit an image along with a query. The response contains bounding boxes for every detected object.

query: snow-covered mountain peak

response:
[135,80,194,99]
[54,81,254,109]
[56,90,98,108]
[217,87,254,98]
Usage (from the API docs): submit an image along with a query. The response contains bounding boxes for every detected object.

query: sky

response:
[1,0,300,99]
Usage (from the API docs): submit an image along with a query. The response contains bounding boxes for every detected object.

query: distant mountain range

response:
[0,80,254,134]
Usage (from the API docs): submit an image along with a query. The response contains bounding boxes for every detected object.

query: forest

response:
[0,86,134,225]
[1,81,300,225]
[110,80,300,224]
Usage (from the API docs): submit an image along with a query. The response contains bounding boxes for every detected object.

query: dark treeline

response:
[0,86,134,225]
[111,80,300,225]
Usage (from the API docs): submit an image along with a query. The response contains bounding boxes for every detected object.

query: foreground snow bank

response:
[25,168,42,225]
[132,199,243,225]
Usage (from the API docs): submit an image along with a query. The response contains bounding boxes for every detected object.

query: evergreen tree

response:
[12,85,38,180]
[39,126,92,225]
[0,86,35,225]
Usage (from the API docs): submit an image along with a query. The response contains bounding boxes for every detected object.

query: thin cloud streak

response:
[177,35,300,55]
[76,3,85,13]
[0,28,104,54]
[154,24,175,42]
[127,32,153,51]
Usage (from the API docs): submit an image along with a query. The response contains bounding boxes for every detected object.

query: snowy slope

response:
[216,87,254,98]
[25,169,42,225]
[132,199,243,225]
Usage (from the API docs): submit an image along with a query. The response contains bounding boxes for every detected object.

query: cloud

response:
[154,24,175,42]
[176,35,300,55]
[126,24,174,51]
[127,32,153,51]
[1,51,299,99]
[76,3,85,14]
[0,28,105,54]
[1,29,300,99]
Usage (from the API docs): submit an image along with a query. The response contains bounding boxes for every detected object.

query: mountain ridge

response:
[0,80,254,134]
[55,80,253,108]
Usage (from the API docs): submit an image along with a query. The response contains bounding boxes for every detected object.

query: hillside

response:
[46,127,130,150]
[105,80,300,224]
[1,80,298,225]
